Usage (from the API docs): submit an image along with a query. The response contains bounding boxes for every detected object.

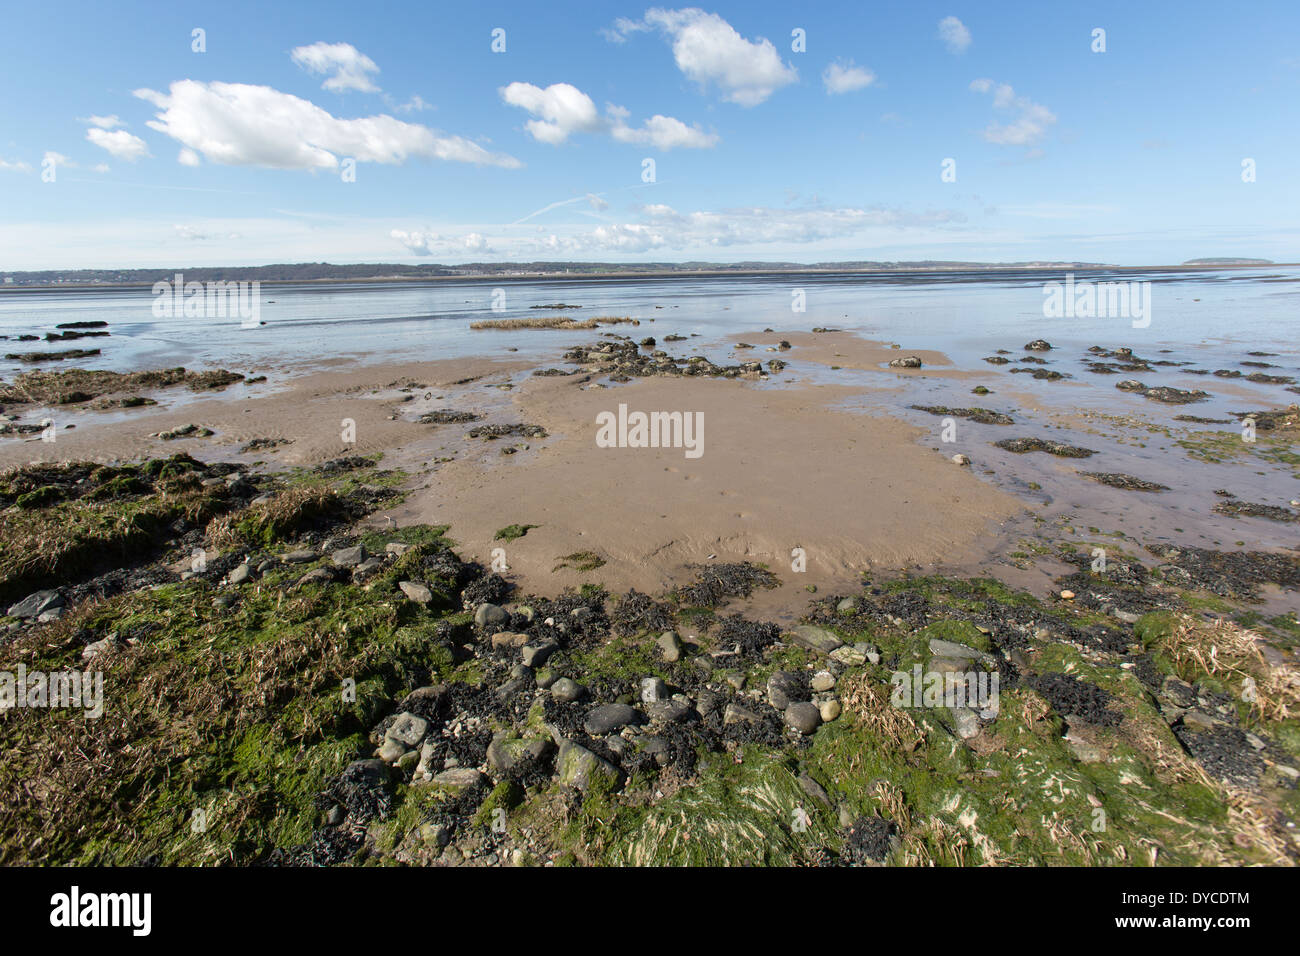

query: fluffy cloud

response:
[500,82,604,144]
[135,80,520,169]
[938,16,971,54]
[391,228,492,256]
[86,127,149,161]
[291,42,380,93]
[0,158,31,173]
[86,115,122,129]
[607,106,719,149]
[610,8,797,106]
[823,60,876,95]
[969,78,1056,146]
[391,228,441,254]
[501,82,717,149]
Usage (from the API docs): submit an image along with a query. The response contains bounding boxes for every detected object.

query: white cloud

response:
[939,16,971,54]
[92,163,110,173]
[391,228,491,255]
[501,82,716,149]
[500,82,604,144]
[0,158,31,173]
[291,41,380,93]
[395,94,432,113]
[587,193,609,211]
[610,8,797,106]
[823,60,876,95]
[969,78,1056,146]
[86,115,123,129]
[86,127,150,161]
[43,151,75,169]
[608,107,719,149]
[391,228,441,254]
[135,80,520,169]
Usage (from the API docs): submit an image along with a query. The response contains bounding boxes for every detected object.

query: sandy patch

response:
[388,371,1023,618]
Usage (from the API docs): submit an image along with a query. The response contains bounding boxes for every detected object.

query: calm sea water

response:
[2,267,1298,380]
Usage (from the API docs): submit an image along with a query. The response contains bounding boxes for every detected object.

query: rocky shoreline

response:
[1,328,1299,867]
[0,446,1297,866]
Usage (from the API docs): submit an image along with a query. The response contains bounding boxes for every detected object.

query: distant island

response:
[1181,257,1275,265]
[0,258,1288,289]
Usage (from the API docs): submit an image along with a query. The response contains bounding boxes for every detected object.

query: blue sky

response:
[1,0,1297,268]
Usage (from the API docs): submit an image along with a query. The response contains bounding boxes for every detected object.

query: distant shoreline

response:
[0,259,1291,293]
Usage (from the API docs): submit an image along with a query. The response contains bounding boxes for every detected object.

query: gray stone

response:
[784,702,822,735]
[494,677,528,700]
[584,703,640,736]
[928,638,993,662]
[656,631,682,662]
[332,545,367,567]
[490,631,529,649]
[434,768,486,790]
[228,564,251,585]
[695,690,720,716]
[521,642,557,668]
[952,708,981,740]
[7,590,63,620]
[768,670,807,710]
[398,580,433,604]
[811,671,836,693]
[294,568,333,587]
[386,542,411,556]
[474,603,508,628]
[282,549,316,564]
[486,734,554,776]
[386,712,429,747]
[645,699,692,723]
[819,699,842,722]
[550,678,586,702]
[640,676,668,704]
[787,625,843,655]
[557,742,621,792]
[723,703,762,725]
[82,636,115,660]
[888,355,923,369]
[830,645,867,666]
[836,597,859,613]
[378,739,408,763]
